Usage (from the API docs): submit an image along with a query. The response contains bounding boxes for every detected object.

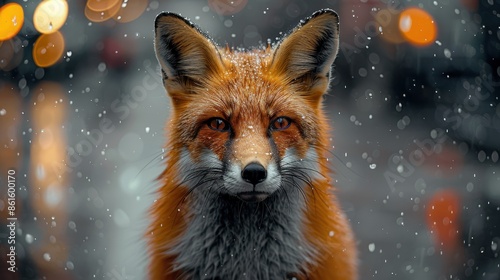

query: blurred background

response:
[0,0,499,279]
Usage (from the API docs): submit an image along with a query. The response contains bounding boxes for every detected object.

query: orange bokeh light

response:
[33,31,65,67]
[399,7,437,46]
[425,189,461,255]
[29,81,71,278]
[0,3,24,41]
[87,0,121,12]
[33,0,69,34]
[113,0,148,23]
[84,0,121,23]
[85,0,148,23]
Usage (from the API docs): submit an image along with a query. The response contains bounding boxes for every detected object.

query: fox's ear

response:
[154,12,224,90]
[270,9,340,91]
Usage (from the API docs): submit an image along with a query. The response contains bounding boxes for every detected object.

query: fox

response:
[148,9,357,280]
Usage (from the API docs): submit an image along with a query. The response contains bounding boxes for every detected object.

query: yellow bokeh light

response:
[33,31,65,68]
[0,3,24,41]
[33,0,69,34]
[29,81,71,278]
[399,7,437,46]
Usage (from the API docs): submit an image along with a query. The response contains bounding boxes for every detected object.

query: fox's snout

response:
[223,153,281,202]
[241,162,267,185]
[237,162,270,202]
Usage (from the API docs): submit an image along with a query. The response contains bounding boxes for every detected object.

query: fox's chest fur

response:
[171,191,314,279]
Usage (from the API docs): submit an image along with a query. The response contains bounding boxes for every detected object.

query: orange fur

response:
[148,10,357,279]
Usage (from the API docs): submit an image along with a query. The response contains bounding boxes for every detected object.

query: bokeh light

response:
[399,7,437,46]
[208,0,248,16]
[85,0,121,23]
[0,37,23,71]
[33,0,69,34]
[0,83,23,172]
[85,0,148,24]
[426,189,461,255]
[33,31,65,68]
[30,81,71,279]
[375,9,405,44]
[0,3,24,41]
[87,0,121,12]
[113,0,148,23]
[30,82,68,208]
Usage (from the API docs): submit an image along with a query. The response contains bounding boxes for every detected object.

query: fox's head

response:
[155,10,339,203]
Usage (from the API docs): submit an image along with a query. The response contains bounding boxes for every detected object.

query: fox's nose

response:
[241,162,267,185]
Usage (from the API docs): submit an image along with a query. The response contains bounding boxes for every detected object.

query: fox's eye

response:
[207,118,230,132]
[270,117,292,131]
